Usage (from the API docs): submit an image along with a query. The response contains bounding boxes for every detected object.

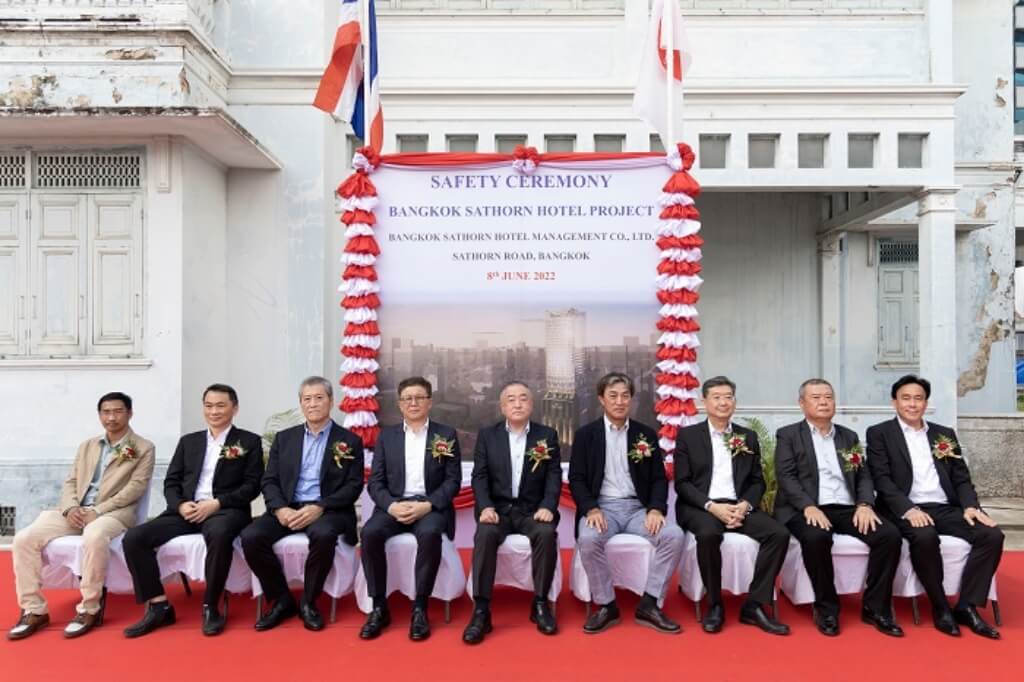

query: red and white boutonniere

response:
[332,441,354,468]
[723,432,752,458]
[838,443,865,472]
[627,434,654,464]
[931,435,961,461]
[113,439,138,464]
[528,440,552,472]
[430,435,456,461]
[219,442,247,460]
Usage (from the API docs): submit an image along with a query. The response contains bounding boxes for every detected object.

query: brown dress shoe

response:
[63,610,102,639]
[7,611,50,641]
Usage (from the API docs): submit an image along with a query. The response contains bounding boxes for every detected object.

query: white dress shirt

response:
[599,417,637,499]
[899,417,948,505]
[195,426,230,502]
[808,421,854,506]
[403,420,429,496]
[707,421,738,501]
[507,421,529,499]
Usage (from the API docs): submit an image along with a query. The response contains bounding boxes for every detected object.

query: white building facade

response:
[0,0,1021,531]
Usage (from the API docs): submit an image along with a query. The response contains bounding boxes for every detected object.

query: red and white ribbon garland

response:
[654,143,703,458]
[336,146,383,451]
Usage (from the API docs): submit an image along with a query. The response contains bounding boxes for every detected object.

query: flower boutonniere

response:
[838,443,865,473]
[722,432,752,458]
[430,434,456,461]
[627,434,654,464]
[931,434,962,461]
[219,441,247,460]
[332,441,354,468]
[113,439,138,464]
[528,439,552,472]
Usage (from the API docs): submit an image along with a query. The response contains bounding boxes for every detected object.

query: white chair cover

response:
[156,534,252,595]
[570,534,664,606]
[779,534,870,605]
[894,536,997,600]
[353,534,466,613]
[40,482,152,594]
[678,531,769,602]
[465,533,562,603]
[250,533,358,599]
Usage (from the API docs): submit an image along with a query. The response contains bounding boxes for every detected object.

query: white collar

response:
[603,415,629,433]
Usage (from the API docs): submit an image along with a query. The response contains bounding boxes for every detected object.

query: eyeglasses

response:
[398,395,431,404]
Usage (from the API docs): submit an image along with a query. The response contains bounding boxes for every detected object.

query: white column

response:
[926,0,953,83]
[916,187,958,426]
[819,232,843,392]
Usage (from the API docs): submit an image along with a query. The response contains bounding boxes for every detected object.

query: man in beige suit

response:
[7,391,155,640]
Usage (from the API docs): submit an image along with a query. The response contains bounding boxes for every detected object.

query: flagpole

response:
[664,0,675,148]
[361,0,372,147]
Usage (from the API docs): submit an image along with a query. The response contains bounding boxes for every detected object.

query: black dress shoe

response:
[953,606,1000,640]
[701,603,724,634]
[739,604,790,636]
[813,607,840,637]
[123,602,176,639]
[860,607,904,637]
[300,601,325,631]
[359,607,391,640]
[529,600,558,635]
[462,610,492,644]
[635,602,681,634]
[409,606,431,641]
[933,607,961,637]
[254,597,297,632]
[202,605,226,636]
[582,603,620,634]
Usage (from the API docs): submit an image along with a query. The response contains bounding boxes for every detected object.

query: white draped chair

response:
[779,534,870,607]
[154,534,252,615]
[465,534,563,611]
[570,534,660,616]
[677,531,778,621]
[250,534,359,623]
[893,536,1000,625]
[352,534,466,622]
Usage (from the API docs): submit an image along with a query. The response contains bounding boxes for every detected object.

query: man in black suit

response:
[570,372,683,635]
[866,374,1003,639]
[462,381,561,644]
[240,376,365,632]
[675,375,790,635]
[122,384,263,637]
[359,376,461,642]
[775,378,902,637]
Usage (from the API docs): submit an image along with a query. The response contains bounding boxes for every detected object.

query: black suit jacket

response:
[568,418,668,538]
[674,420,765,515]
[368,421,462,539]
[262,421,365,545]
[163,426,264,515]
[774,420,874,525]
[471,420,561,520]
[866,417,979,518]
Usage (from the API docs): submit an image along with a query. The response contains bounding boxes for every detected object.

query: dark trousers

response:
[679,505,790,607]
[122,508,250,606]
[360,508,447,602]
[785,505,901,617]
[239,510,356,605]
[889,502,1004,609]
[471,508,558,602]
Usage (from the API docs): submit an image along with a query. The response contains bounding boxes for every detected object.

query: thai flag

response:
[314,0,384,153]
[632,0,691,151]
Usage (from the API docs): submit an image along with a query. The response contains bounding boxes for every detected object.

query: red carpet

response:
[1,549,1020,681]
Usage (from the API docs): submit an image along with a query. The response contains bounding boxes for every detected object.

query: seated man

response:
[122,383,264,637]
[8,392,155,640]
[675,376,790,636]
[867,374,1003,639]
[359,376,461,642]
[775,378,902,637]
[463,381,561,644]
[240,376,365,632]
[570,372,683,635]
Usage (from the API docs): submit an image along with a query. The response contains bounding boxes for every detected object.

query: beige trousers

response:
[12,510,126,615]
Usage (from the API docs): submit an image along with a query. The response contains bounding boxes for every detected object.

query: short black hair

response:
[597,372,634,397]
[891,374,931,400]
[97,391,132,412]
[203,383,238,405]
[701,376,736,398]
[398,376,433,397]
